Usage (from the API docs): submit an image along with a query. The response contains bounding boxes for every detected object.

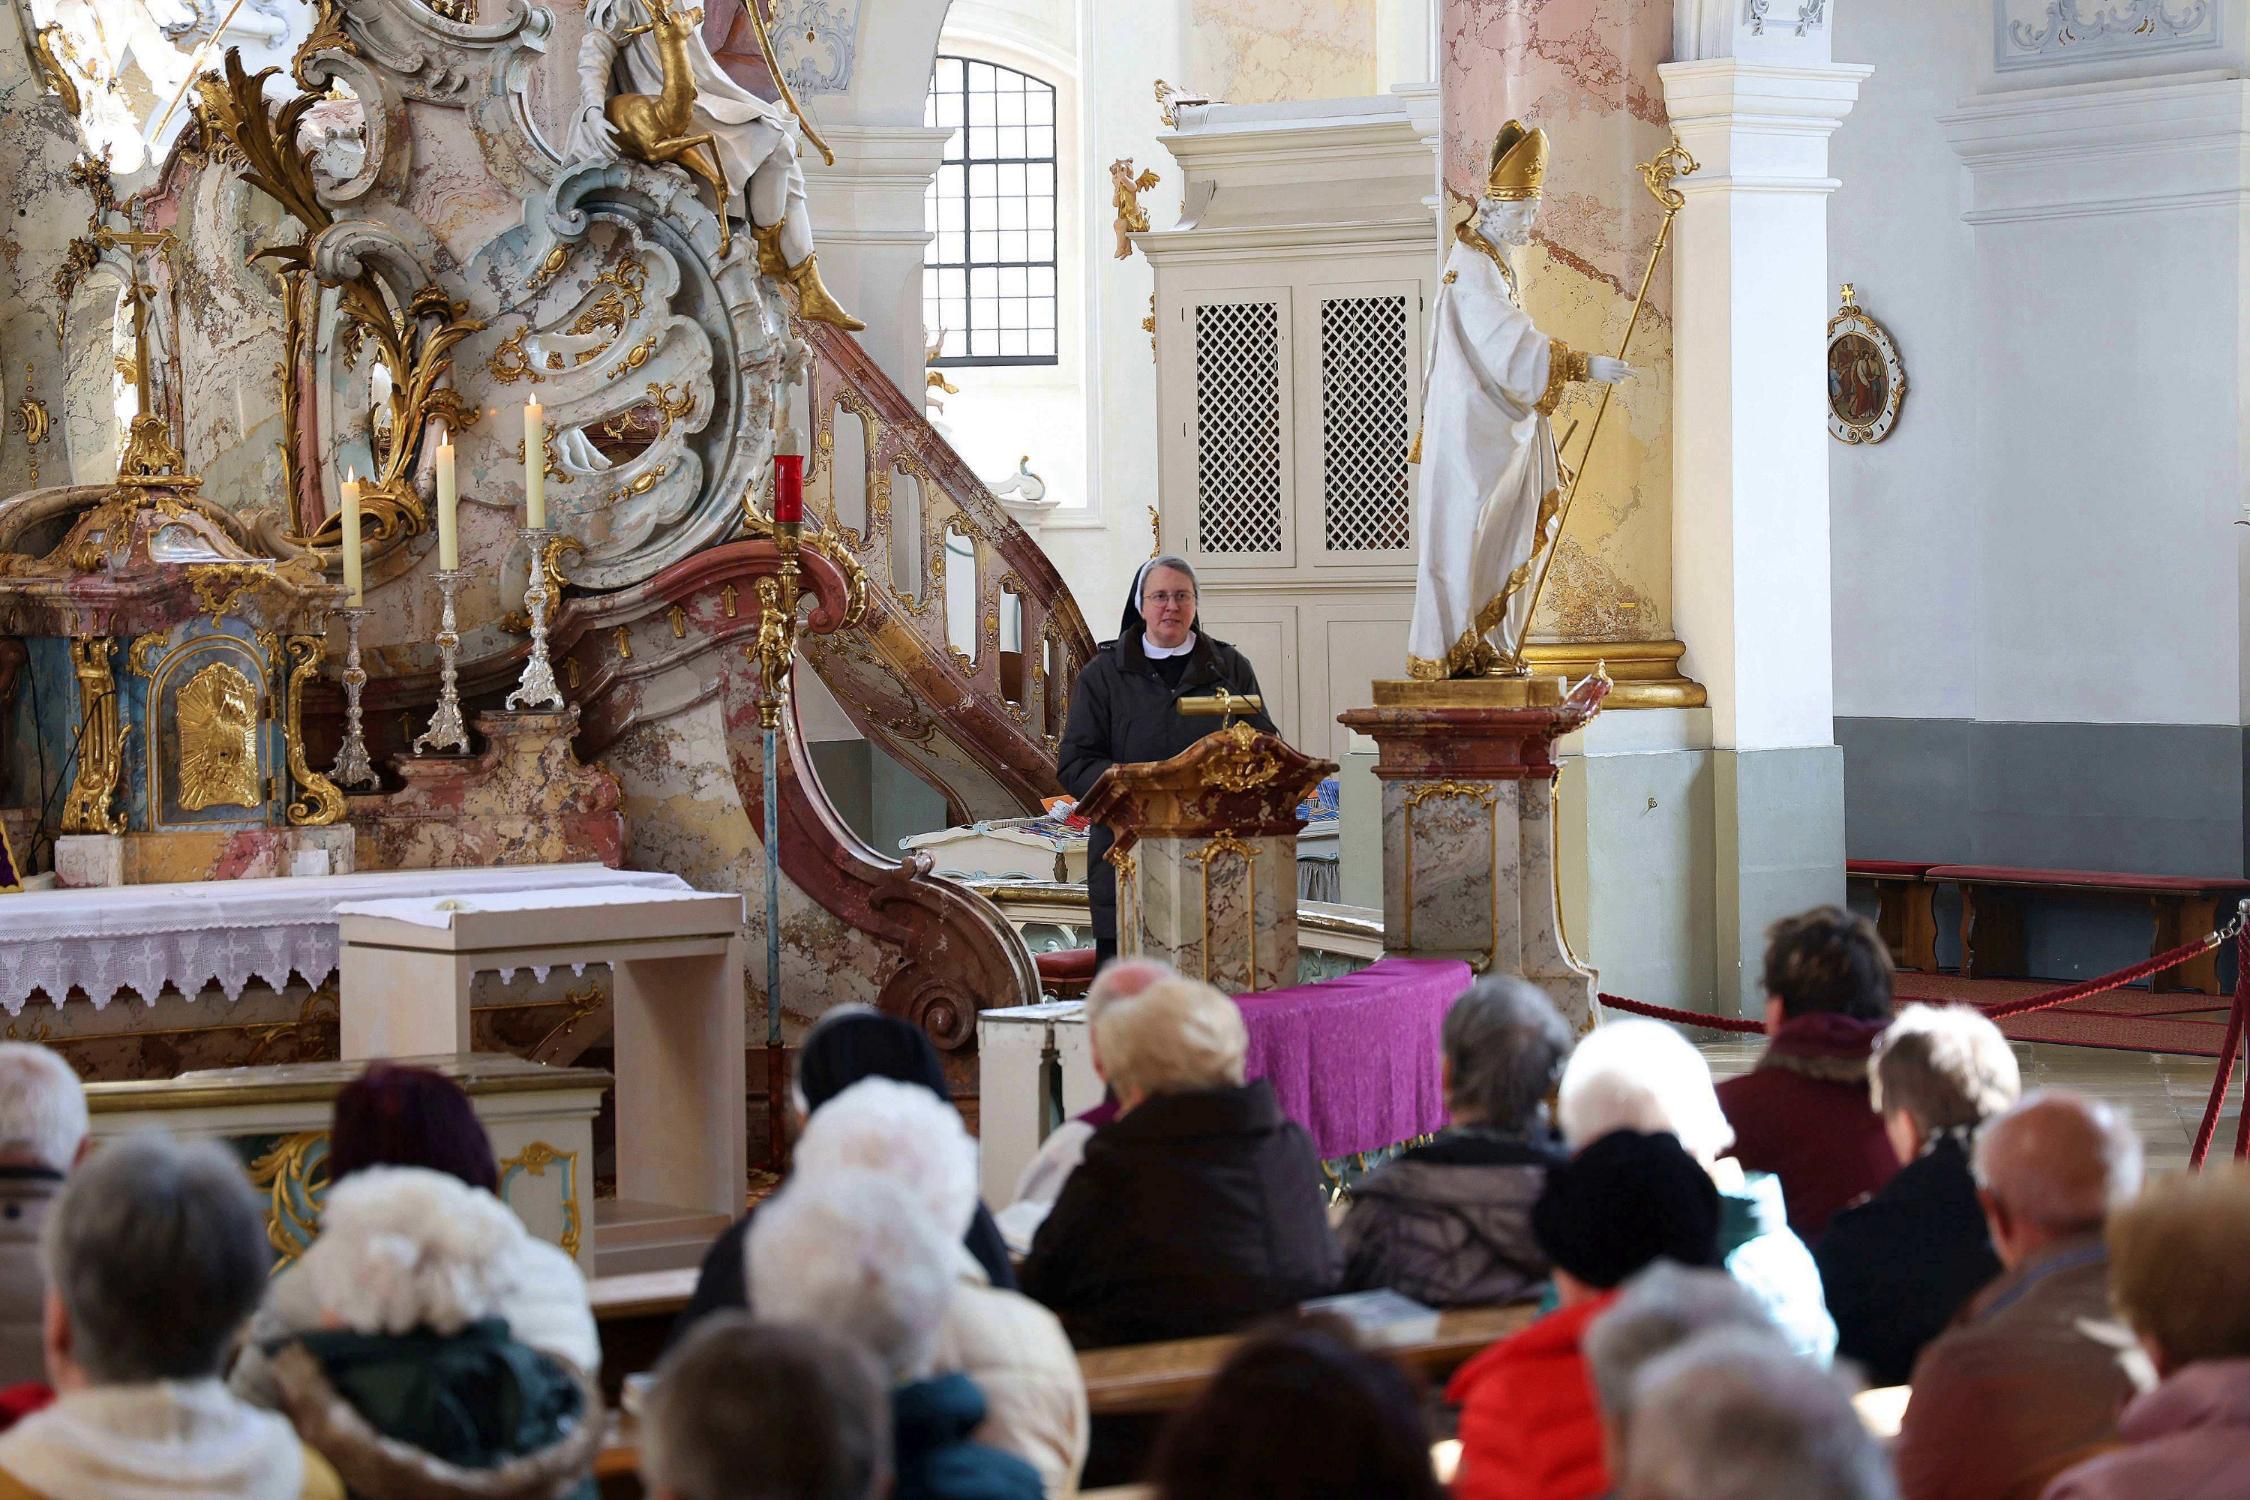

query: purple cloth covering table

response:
[1233,956,1471,1159]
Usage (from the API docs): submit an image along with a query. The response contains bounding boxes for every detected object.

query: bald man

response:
[994,958,1178,1252]
[1892,1091,2157,1500]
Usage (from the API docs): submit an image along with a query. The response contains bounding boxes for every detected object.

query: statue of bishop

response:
[1406,122,1633,680]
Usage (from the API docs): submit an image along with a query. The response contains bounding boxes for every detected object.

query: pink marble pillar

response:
[1439,0,1678,649]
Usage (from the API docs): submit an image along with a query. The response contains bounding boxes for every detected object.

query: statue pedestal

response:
[1079,724,1336,992]
[353,708,623,872]
[1339,675,1610,1029]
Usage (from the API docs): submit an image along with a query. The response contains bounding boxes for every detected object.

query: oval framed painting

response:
[1827,284,1905,445]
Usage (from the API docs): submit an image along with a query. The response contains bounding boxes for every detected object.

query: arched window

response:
[924,55,1059,366]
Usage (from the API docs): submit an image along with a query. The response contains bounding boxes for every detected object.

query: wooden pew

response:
[1846,859,1939,972]
[593,1301,1537,1496]
[1929,865,2250,996]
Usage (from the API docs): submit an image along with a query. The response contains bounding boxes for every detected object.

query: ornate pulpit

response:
[1078,723,1337,991]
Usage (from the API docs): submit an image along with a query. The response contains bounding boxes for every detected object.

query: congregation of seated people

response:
[1,905,2248,1498]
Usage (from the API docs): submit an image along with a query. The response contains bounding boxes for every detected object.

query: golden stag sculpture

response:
[605,0,733,258]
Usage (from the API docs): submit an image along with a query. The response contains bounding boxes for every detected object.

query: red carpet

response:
[1897,974,2229,1058]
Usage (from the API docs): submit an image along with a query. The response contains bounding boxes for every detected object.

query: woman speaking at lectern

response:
[1057,556,1275,965]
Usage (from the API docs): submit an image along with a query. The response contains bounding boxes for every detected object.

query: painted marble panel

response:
[1442,0,1674,642]
[1133,832,1296,992]
[604,687,887,1044]
[1386,777,1520,964]
[1189,0,1379,103]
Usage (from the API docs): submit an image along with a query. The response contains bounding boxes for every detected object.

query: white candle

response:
[339,472,364,606]
[524,399,546,531]
[436,435,460,571]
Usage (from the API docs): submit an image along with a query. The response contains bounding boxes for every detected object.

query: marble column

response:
[1660,6,1868,1011]
[801,123,953,398]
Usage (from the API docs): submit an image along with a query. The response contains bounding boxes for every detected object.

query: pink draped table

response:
[1234,956,1472,1159]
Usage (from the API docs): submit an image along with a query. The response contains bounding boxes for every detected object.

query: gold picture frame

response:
[1827,284,1905,445]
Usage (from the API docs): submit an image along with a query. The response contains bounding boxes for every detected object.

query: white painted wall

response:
[1826,0,1981,723]
[1831,2,2250,733]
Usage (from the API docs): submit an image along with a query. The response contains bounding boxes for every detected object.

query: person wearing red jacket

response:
[1715,906,1898,1242]
[1448,1130,1723,1500]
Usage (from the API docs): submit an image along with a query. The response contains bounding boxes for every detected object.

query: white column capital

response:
[1658,60,1872,187]
[801,122,951,396]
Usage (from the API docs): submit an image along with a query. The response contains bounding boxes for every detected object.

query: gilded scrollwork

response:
[1197,722,1283,794]
[61,638,127,836]
[246,1129,330,1265]
[283,635,346,827]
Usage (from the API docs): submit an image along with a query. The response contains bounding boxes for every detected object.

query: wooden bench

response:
[590,1268,697,1405]
[1846,859,1939,972]
[1075,1303,1533,1415]
[592,1301,1536,1494]
[1927,865,2250,997]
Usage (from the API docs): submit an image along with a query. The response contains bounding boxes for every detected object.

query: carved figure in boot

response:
[574,0,863,329]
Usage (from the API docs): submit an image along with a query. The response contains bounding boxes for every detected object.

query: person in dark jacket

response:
[671,1007,1015,1349]
[1019,976,1342,1349]
[1716,905,1899,1242]
[1339,975,1570,1307]
[1817,1002,2019,1388]
[1056,556,1275,962]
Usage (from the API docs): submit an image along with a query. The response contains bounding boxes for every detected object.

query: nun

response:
[1056,556,1275,963]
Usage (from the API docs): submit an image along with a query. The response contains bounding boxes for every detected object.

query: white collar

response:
[1141,631,1197,659]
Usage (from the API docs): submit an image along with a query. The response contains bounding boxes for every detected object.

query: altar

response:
[977,955,1470,1204]
[0,862,687,1014]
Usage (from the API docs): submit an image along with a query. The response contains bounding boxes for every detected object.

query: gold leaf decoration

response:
[176,660,263,811]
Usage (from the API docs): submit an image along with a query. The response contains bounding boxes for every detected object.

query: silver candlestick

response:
[412,567,470,754]
[505,527,565,712]
[328,606,378,789]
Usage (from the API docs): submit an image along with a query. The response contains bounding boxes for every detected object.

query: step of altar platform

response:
[593,1199,733,1278]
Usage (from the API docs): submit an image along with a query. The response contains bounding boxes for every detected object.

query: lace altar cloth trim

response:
[0,865,690,1013]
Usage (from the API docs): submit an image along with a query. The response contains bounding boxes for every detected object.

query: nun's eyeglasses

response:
[1146,589,1196,605]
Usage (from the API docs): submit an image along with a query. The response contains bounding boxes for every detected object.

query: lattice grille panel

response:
[1193,300,1284,555]
[1319,295,1412,554]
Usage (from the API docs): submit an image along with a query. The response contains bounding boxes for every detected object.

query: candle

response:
[435,433,459,571]
[773,424,805,525]
[524,399,546,531]
[339,471,364,606]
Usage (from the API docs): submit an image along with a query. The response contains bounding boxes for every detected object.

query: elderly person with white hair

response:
[1020,976,1340,1349]
[1621,1330,1897,1500]
[1338,975,1570,1307]
[1584,1263,1788,1486]
[793,1078,1087,1498]
[1816,1002,2020,1387]
[1893,1091,2153,1500]
[262,1167,601,1500]
[0,1045,86,1387]
[0,1132,344,1500]
[751,1169,1044,1500]
[996,956,1176,1254]
[1558,1019,1834,1362]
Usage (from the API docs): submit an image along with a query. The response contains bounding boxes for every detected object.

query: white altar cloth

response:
[0,864,690,1013]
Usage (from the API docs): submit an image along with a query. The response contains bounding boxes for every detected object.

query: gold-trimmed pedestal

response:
[1340,675,1611,1030]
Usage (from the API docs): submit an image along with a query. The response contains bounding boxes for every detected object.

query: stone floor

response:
[1699,1039,2235,1177]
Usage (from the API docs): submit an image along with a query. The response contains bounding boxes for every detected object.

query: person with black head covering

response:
[1447,1130,1723,1500]
[670,1007,1015,1348]
[1056,555,1275,964]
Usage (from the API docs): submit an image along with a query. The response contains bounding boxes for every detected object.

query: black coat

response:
[1017,1079,1342,1349]
[1054,626,1274,947]
[1816,1131,2001,1387]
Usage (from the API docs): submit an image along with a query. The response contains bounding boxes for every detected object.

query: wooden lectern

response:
[1078,722,1337,991]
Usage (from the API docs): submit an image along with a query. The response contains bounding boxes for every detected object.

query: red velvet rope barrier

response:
[2190,929,2250,1168]
[1600,921,2250,1169]
[1600,930,2223,1035]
